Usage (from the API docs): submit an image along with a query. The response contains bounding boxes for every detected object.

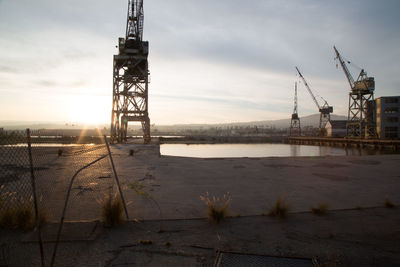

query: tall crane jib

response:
[111,0,151,144]
[289,82,301,136]
[295,67,333,135]
[333,46,376,138]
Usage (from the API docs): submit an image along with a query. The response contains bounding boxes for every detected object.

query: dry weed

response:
[268,195,289,218]
[385,199,395,208]
[98,193,124,226]
[311,203,329,215]
[200,192,231,224]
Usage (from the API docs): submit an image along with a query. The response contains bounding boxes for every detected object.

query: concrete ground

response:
[111,144,400,221]
[2,207,400,266]
[1,143,400,266]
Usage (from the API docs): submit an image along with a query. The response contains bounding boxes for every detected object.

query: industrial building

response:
[325,120,347,138]
[375,96,400,139]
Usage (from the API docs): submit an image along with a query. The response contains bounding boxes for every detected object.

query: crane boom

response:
[126,0,144,41]
[295,67,320,110]
[293,82,298,115]
[333,46,354,88]
[333,46,374,93]
[295,67,333,131]
[290,82,301,136]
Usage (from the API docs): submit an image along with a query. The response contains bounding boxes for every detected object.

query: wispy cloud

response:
[0,0,399,124]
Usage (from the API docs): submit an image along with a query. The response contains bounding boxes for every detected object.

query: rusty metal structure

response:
[295,67,333,133]
[289,82,301,136]
[111,0,150,143]
[334,46,376,138]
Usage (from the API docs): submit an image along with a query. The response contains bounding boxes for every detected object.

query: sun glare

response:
[67,95,109,126]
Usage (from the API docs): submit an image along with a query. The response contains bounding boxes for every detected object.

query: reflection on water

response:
[0,143,95,147]
[160,143,392,158]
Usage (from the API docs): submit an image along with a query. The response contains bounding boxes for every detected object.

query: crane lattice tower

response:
[111,0,150,143]
[290,82,301,136]
[334,46,376,138]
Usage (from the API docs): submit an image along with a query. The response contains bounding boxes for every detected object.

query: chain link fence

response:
[0,130,35,229]
[0,130,122,224]
[0,129,128,266]
[32,142,115,223]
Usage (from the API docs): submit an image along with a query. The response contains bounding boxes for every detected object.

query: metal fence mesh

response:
[0,129,132,266]
[0,130,35,226]
[32,144,115,223]
[1,130,118,224]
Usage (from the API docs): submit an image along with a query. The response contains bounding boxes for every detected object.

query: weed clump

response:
[311,203,329,215]
[99,193,124,227]
[0,191,48,230]
[385,199,395,208]
[0,203,35,230]
[200,192,231,224]
[139,240,153,245]
[268,195,289,218]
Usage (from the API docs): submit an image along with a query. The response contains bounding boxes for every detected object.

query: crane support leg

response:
[111,52,150,144]
[346,91,376,138]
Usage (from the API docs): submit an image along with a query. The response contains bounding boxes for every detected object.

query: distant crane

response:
[333,46,376,138]
[295,67,333,134]
[289,82,301,136]
[111,0,151,143]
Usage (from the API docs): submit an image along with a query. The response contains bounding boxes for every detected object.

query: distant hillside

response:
[0,114,347,131]
[153,114,347,131]
[257,113,347,129]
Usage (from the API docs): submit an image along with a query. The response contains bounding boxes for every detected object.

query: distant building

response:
[325,120,347,138]
[375,96,400,139]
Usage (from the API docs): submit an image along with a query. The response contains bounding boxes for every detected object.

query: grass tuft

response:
[98,193,124,227]
[0,191,48,231]
[0,204,35,230]
[384,199,395,208]
[268,195,289,218]
[200,192,231,224]
[311,203,329,215]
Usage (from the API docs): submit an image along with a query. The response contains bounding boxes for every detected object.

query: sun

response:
[67,95,110,126]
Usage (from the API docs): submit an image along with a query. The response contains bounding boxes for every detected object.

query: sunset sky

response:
[0,0,399,126]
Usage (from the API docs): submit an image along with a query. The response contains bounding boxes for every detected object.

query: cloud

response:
[0,0,399,124]
[0,65,18,74]
[34,79,88,89]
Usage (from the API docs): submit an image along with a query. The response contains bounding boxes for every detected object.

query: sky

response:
[0,0,399,126]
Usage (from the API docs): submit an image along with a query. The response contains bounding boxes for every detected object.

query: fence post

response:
[26,128,45,267]
[103,135,129,221]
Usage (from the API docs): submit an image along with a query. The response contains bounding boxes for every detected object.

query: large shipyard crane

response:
[295,67,333,134]
[111,0,150,143]
[289,82,301,136]
[333,46,376,138]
